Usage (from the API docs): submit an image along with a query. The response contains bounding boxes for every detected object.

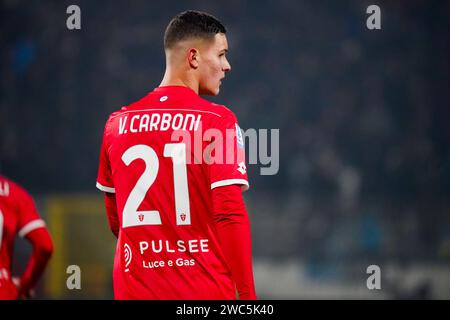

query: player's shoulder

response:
[100,108,123,138]
[197,97,237,121]
[106,106,128,121]
[102,103,134,133]
[0,175,30,199]
[0,175,17,191]
[103,90,158,123]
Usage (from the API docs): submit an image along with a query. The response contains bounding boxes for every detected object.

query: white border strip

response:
[211,179,249,191]
[19,219,46,238]
[96,182,116,193]
[110,108,222,119]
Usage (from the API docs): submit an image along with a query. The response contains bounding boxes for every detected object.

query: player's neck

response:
[159,69,199,95]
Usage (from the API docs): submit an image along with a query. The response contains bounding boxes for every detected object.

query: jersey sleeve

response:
[96,121,115,193]
[208,111,249,191]
[15,186,46,238]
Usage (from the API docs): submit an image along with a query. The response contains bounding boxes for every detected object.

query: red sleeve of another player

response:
[14,185,53,297]
[15,186,46,238]
[18,228,53,297]
[212,185,257,300]
[208,112,249,191]
[96,124,115,193]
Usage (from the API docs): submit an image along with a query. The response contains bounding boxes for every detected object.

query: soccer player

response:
[0,175,54,300]
[96,10,257,299]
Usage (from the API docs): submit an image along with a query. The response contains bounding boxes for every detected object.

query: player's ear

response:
[188,48,199,69]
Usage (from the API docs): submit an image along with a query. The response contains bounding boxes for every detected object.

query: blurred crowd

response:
[1,0,449,266]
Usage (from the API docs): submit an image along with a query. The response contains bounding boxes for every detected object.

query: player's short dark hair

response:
[164,10,226,50]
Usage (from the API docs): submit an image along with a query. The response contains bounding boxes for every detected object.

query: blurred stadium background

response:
[1,0,449,299]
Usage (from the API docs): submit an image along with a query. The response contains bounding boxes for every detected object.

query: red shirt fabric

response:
[97,86,254,299]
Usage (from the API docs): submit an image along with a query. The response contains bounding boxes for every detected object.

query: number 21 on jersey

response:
[121,143,191,228]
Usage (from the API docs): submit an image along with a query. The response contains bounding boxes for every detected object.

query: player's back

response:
[97,86,247,299]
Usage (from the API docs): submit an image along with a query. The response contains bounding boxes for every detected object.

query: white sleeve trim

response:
[96,182,116,193]
[19,219,46,238]
[211,179,249,191]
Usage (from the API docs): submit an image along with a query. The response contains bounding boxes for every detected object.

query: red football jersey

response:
[0,176,47,299]
[96,86,249,299]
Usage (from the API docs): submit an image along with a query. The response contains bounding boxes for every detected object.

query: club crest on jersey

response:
[138,214,144,222]
[236,123,244,149]
[180,213,186,222]
[238,162,247,174]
